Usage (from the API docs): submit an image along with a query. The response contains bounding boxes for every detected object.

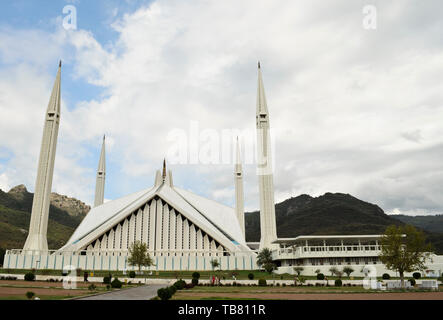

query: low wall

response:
[275,263,443,278]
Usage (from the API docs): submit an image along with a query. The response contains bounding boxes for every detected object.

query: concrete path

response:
[79,284,166,300]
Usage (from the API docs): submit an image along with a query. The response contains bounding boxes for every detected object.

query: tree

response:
[256,248,276,274]
[328,267,338,277]
[210,258,220,271]
[342,266,354,278]
[127,241,155,272]
[293,266,304,276]
[379,225,432,288]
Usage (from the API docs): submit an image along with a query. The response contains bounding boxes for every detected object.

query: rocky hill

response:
[245,193,443,254]
[8,185,90,217]
[0,185,90,264]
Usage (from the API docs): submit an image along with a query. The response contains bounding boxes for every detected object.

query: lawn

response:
[171,285,443,300]
[0,279,141,300]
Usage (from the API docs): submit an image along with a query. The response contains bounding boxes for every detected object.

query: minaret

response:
[256,62,278,250]
[234,137,245,240]
[94,135,106,207]
[23,61,62,252]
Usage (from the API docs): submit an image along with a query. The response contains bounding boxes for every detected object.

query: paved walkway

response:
[79,284,166,300]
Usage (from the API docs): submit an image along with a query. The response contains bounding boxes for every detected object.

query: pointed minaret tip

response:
[258,61,261,69]
[162,159,167,180]
[59,60,62,68]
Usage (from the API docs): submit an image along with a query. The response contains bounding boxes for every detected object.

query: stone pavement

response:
[78,284,166,300]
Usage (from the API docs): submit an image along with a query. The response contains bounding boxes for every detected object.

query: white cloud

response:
[0,0,443,216]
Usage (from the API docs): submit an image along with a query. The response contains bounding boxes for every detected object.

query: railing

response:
[272,245,382,260]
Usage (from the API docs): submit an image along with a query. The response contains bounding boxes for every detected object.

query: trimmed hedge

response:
[129,271,136,278]
[334,279,342,287]
[24,272,35,281]
[412,272,421,280]
[173,280,186,290]
[409,278,416,286]
[382,273,390,280]
[192,272,200,279]
[157,287,172,300]
[248,273,254,280]
[111,278,122,289]
[258,279,267,286]
[316,273,325,280]
[103,276,111,284]
[191,278,199,286]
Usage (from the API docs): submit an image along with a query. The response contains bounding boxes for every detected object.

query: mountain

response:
[393,214,443,234]
[0,185,90,264]
[245,193,443,254]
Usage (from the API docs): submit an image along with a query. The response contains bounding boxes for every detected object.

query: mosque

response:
[3,62,443,277]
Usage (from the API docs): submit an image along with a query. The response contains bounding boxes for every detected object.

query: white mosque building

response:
[3,62,443,277]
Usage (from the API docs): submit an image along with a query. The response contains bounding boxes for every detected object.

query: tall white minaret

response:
[94,135,106,207]
[23,62,62,252]
[256,62,278,250]
[234,137,245,240]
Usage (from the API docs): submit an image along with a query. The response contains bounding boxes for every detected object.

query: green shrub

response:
[192,272,200,279]
[24,272,35,281]
[106,284,111,290]
[248,273,254,280]
[191,278,199,286]
[409,278,416,286]
[316,273,325,280]
[258,279,267,286]
[173,280,186,290]
[88,284,97,291]
[129,271,136,278]
[157,287,172,300]
[334,279,342,287]
[412,272,421,280]
[103,276,111,284]
[25,291,35,300]
[382,273,390,280]
[111,278,122,289]
[168,285,177,295]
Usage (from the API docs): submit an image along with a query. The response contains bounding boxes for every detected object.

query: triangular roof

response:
[59,172,250,253]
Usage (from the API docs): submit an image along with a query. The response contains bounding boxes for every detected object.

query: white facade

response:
[23,62,62,253]
[272,235,443,277]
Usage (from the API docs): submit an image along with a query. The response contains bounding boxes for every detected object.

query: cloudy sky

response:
[0,0,442,216]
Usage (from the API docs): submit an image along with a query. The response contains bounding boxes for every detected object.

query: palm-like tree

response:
[256,248,276,274]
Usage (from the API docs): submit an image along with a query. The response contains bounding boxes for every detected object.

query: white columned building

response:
[23,62,62,253]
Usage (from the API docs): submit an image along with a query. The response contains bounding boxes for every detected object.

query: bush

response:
[258,279,267,287]
[382,273,391,280]
[26,291,35,300]
[409,278,416,286]
[316,273,325,280]
[129,271,136,278]
[248,273,254,280]
[88,284,97,291]
[334,279,342,287]
[192,272,200,279]
[111,278,123,289]
[103,276,111,284]
[24,272,35,282]
[412,272,421,279]
[191,278,199,286]
[185,283,194,289]
[106,284,111,290]
[173,280,186,290]
[157,287,172,300]
[168,285,177,295]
